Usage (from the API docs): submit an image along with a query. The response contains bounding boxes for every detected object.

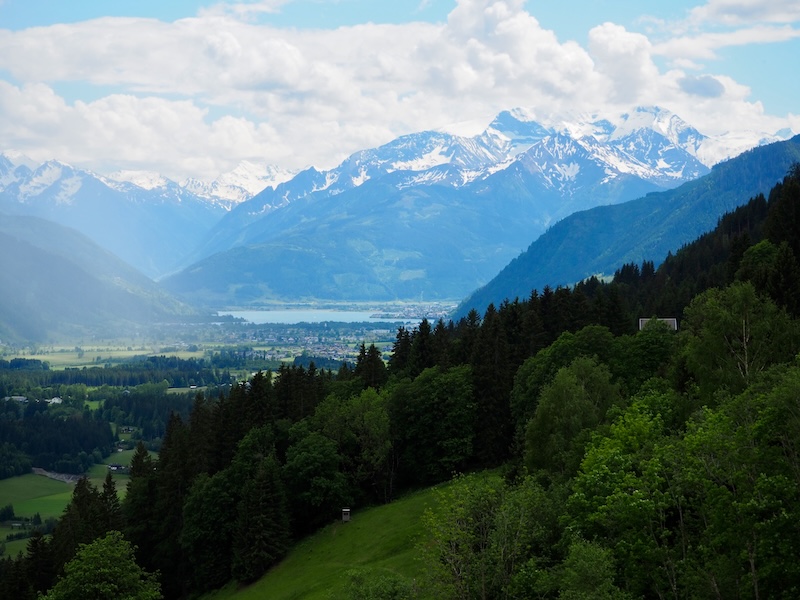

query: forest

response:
[1,167,799,599]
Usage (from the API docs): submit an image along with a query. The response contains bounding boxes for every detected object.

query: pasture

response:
[0,447,154,557]
[202,484,438,600]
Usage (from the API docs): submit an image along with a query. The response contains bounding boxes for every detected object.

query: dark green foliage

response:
[0,401,113,475]
[524,357,621,478]
[41,530,162,600]
[681,282,798,395]
[389,365,476,486]
[344,568,416,600]
[181,472,237,591]
[25,530,55,597]
[152,413,194,598]
[470,304,514,465]
[231,454,290,583]
[123,442,159,574]
[283,429,351,535]
[354,343,388,390]
[50,477,108,572]
[99,472,124,533]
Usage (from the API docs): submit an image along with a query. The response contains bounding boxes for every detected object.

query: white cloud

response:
[653,24,800,61]
[0,0,795,180]
[200,0,293,20]
[689,0,800,26]
[588,23,659,105]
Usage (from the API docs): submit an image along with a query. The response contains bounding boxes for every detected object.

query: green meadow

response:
[0,447,153,557]
[203,485,441,600]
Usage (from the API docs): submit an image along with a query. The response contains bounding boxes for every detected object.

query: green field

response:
[0,448,156,557]
[0,474,73,519]
[203,485,441,600]
[0,475,73,558]
[2,345,207,370]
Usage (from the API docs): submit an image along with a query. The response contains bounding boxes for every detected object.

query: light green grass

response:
[203,485,442,600]
[0,474,73,519]
[0,450,152,520]
[3,537,30,559]
[168,386,207,395]
[3,346,205,370]
[0,449,159,556]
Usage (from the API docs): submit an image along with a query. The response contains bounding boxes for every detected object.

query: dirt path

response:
[32,467,84,484]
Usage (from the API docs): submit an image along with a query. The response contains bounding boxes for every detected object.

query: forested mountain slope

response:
[457,134,800,317]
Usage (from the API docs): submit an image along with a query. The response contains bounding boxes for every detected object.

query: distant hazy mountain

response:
[455,134,800,318]
[166,106,781,306]
[0,156,295,279]
[0,214,198,343]
[0,157,226,278]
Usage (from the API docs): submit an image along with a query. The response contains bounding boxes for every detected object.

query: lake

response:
[218,309,410,325]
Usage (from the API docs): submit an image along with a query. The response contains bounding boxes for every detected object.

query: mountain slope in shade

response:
[0,214,197,343]
[455,134,800,319]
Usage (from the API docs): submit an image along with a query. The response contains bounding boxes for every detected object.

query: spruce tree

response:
[231,455,291,583]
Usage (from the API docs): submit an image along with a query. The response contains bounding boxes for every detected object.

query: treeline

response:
[2,168,799,599]
[95,382,199,442]
[0,358,49,371]
[0,355,234,391]
[0,400,114,475]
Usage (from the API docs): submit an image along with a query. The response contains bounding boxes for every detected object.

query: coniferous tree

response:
[771,241,800,316]
[123,442,159,575]
[99,471,124,533]
[25,530,55,597]
[231,454,290,583]
[354,343,388,389]
[452,309,481,365]
[408,318,434,377]
[180,471,237,593]
[153,413,193,598]
[50,477,105,573]
[187,393,214,477]
[388,326,412,376]
[470,304,513,465]
[431,318,453,368]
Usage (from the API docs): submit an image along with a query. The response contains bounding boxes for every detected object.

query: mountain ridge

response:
[167,106,745,304]
[455,134,800,318]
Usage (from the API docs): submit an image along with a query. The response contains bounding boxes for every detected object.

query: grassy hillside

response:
[203,485,442,600]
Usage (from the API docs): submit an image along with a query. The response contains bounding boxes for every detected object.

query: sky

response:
[0,0,798,181]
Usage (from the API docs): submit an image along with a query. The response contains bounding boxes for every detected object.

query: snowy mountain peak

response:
[611,106,703,152]
[1,150,39,170]
[17,160,83,203]
[216,161,296,195]
[106,170,172,190]
[181,161,296,204]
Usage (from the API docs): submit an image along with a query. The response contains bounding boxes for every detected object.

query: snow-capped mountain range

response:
[224,105,788,225]
[1,105,794,299]
[160,107,795,305]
